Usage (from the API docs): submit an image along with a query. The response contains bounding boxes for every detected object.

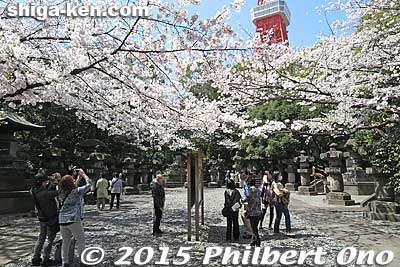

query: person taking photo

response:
[58,169,92,267]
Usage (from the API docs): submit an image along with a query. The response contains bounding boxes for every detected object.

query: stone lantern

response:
[137,162,151,192]
[283,158,297,191]
[38,136,66,175]
[294,151,316,195]
[85,146,106,187]
[320,143,355,205]
[0,110,44,214]
[232,151,242,184]
[122,153,138,186]
[342,139,375,195]
[208,155,223,188]
[122,154,140,195]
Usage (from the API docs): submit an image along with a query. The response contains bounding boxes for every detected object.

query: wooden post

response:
[187,153,192,241]
[199,151,205,225]
[195,152,200,241]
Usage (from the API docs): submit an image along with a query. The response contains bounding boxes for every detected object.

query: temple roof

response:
[0,110,44,131]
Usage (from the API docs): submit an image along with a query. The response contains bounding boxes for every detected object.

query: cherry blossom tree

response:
[1,0,399,149]
[0,0,246,147]
[190,0,400,141]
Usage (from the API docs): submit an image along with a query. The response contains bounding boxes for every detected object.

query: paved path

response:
[0,188,398,266]
[290,193,400,267]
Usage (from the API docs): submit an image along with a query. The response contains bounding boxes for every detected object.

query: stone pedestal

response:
[326,192,355,206]
[137,183,151,192]
[364,201,400,222]
[363,168,398,221]
[321,143,355,206]
[298,186,318,196]
[125,186,140,195]
[285,183,297,192]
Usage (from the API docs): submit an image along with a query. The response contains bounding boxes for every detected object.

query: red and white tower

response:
[251,0,291,44]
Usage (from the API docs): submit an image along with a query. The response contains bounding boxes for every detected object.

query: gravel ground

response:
[3,188,383,266]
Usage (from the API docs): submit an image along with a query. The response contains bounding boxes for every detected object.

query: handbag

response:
[221,207,230,217]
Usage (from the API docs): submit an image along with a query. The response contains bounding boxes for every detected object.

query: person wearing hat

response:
[31,174,60,266]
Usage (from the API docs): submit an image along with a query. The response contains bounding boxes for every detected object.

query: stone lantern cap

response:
[123,156,137,163]
[344,139,356,149]
[320,143,343,160]
[294,150,315,163]
[86,146,106,161]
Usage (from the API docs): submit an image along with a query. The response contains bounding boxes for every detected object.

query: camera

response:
[71,167,80,179]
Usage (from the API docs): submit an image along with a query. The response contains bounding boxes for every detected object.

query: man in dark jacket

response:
[31,174,60,266]
[152,174,165,236]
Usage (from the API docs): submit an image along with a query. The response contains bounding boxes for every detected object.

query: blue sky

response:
[187,0,347,49]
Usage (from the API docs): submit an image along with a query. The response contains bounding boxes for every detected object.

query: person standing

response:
[152,174,165,236]
[260,171,274,229]
[31,174,60,266]
[272,173,292,234]
[240,172,253,239]
[224,170,230,186]
[245,178,263,247]
[58,169,92,267]
[110,173,123,210]
[224,180,241,241]
[96,174,109,210]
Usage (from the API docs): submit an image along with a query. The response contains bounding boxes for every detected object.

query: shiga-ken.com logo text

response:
[2,3,150,20]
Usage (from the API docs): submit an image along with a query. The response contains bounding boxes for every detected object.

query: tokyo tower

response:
[251,0,291,44]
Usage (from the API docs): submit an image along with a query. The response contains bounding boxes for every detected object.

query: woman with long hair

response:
[58,169,91,267]
[260,171,274,229]
[224,179,241,242]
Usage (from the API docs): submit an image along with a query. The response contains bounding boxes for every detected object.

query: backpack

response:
[281,188,290,206]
